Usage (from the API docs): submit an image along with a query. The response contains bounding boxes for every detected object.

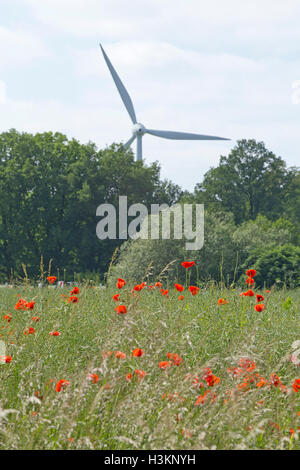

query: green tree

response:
[194,139,292,224]
[0,130,181,280]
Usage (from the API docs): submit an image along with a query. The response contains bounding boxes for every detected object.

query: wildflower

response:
[56,379,70,392]
[14,298,28,310]
[194,390,210,405]
[115,351,126,359]
[132,348,144,357]
[68,295,78,304]
[181,261,195,269]
[133,283,146,292]
[175,283,184,292]
[265,290,270,294]
[254,304,265,312]
[112,294,120,301]
[49,331,60,336]
[178,295,184,301]
[239,358,256,372]
[293,379,300,392]
[159,361,171,369]
[246,269,257,278]
[117,278,126,289]
[189,286,199,296]
[243,289,255,297]
[32,316,40,322]
[155,282,162,288]
[218,298,229,305]
[3,314,12,323]
[0,355,12,363]
[89,373,99,384]
[246,277,255,285]
[256,376,268,388]
[135,369,146,379]
[70,287,79,295]
[256,294,264,302]
[24,327,35,335]
[115,305,127,314]
[47,276,57,284]
[161,289,168,297]
[167,352,182,366]
[202,368,220,387]
[26,301,35,310]
[125,373,133,381]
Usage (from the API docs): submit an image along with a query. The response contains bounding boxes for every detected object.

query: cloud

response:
[0,81,6,104]
[0,26,49,68]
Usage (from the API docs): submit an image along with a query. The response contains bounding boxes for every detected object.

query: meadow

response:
[0,265,300,450]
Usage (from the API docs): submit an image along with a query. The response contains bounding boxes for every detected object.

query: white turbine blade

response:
[145,128,230,141]
[123,135,136,148]
[100,44,137,124]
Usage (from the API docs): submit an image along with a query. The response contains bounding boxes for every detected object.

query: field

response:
[0,270,300,450]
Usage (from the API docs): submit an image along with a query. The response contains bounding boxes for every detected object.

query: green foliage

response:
[0,129,181,281]
[193,139,297,224]
[111,211,295,286]
[243,244,300,288]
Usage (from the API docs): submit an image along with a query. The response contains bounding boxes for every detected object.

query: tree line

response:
[0,129,298,283]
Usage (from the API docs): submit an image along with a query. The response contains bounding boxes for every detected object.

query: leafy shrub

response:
[242,244,300,288]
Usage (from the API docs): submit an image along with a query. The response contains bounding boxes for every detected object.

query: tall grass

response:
[0,281,300,450]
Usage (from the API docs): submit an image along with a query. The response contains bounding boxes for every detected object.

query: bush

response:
[242,244,300,288]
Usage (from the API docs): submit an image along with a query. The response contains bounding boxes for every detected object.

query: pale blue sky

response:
[0,0,299,190]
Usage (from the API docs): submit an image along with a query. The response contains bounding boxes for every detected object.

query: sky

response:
[0,0,299,190]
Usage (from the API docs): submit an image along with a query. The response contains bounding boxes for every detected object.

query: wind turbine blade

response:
[145,128,230,141]
[100,44,137,124]
[123,135,136,148]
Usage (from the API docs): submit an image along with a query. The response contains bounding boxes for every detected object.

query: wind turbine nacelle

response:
[132,123,146,136]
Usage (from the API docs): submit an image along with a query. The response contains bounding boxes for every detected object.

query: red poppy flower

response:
[159,361,171,369]
[14,298,28,310]
[3,314,12,323]
[112,294,120,301]
[293,379,300,392]
[133,283,146,292]
[115,305,127,314]
[161,289,168,297]
[254,304,265,312]
[244,289,255,297]
[26,301,35,310]
[246,277,255,285]
[68,295,78,304]
[117,278,126,289]
[49,331,60,336]
[32,316,40,322]
[56,379,70,392]
[155,282,162,288]
[265,289,270,294]
[178,295,184,301]
[246,269,257,278]
[115,351,126,359]
[218,298,229,305]
[125,373,133,381]
[175,283,184,292]
[135,369,146,379]
[71,287,79,295]
[89,373,99,384]
[256,294,264,302]
[132,348,144,357]
[167,353,182,366]
[189,286,200,296]
[0,355,12,364]
[24,327,35,335]
[181,261,195,269]
[47,276,57,284]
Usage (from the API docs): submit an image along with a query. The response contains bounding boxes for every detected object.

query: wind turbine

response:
[100,44,230,161]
